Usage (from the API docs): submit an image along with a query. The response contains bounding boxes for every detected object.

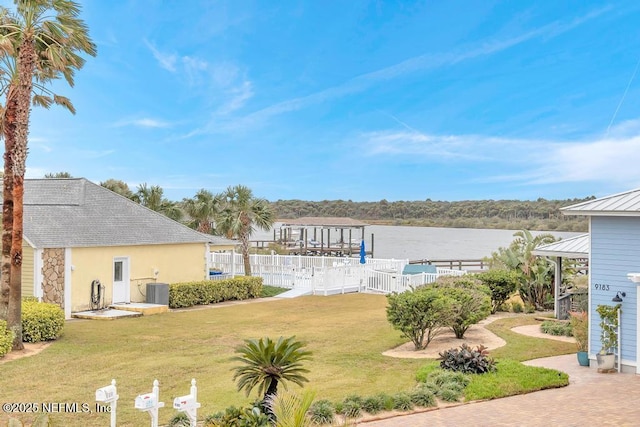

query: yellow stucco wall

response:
[21,241,35,298]
[70,243,208,312]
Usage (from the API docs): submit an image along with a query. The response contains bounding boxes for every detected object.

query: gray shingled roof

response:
[562,188,640,216]
[532,234,589,258]
[21,178,234,248]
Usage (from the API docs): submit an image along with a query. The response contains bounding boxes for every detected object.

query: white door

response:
[112,257,130,303]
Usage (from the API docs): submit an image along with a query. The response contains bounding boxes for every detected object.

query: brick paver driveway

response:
[360,354,640,427]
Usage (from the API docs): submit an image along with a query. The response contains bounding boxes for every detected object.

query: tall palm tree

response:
[217,185,275,276]
[0,0,95,348]
[232,336,312,410]
[182,189,219,233]
[133,183,183,221]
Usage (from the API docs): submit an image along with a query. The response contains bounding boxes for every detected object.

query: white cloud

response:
[113,118,171,128]
[145,40,178,72]
[217,80,254,114]
[360,126,640,188]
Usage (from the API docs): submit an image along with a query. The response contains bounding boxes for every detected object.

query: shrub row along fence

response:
[168,277,262,309]
[209,253,465,295]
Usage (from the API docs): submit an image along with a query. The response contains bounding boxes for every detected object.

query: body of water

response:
[254,224,583,261]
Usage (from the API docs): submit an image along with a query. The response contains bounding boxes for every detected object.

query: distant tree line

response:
[269,198,591,232]
[44,173,590,232]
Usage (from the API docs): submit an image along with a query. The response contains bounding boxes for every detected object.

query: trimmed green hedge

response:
[169,277,263,309]
[22,299,65,343]
[0,319,14,357]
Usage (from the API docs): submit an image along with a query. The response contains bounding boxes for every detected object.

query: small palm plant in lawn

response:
[232,336,312,415]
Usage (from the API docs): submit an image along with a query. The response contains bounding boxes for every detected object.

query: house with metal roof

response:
[560,188,640,373]
[17,178,234,318]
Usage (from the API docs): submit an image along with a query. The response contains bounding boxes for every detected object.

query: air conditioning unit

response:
[146,283,169,305]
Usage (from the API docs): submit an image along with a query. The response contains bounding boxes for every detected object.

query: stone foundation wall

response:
[42,248,64,308]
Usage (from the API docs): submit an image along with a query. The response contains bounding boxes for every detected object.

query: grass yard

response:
[0,295,576,427]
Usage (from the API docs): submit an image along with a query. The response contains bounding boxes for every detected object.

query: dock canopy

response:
[280,217,369,228]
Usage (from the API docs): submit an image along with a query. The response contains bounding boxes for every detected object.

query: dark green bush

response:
[541,320,572,337]
[339,395,363,418]
[431,276,492,339]
[309,399,334,425]
[426,369,471,388]
[386,287,455,350]
[169,412,190,427]
[169,276,262,308]
[362,395,385,414]
[475,270,519,314]
[392,392,413,411]
[204,404,269,427]
[0,320,14,357]
[511,301,523,313]
[410,385,436,407]
[438,386,462,402]
[438,344,497,374]
[22,300,64,343]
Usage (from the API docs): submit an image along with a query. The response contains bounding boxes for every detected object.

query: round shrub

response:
[410,385,436,407]
[339,395,362,418]
[362,395,385,414]
[392,392,413,411]
[22,299,64,343]
[438,344,497,374]
[309,399,334,425]
[438,386,462,402]
[0,320,14,357]
[541,320,572,337]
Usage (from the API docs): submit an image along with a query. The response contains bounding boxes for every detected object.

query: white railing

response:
[208,253,465,295]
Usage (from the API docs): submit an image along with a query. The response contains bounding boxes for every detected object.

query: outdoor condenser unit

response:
[146,283,169,305]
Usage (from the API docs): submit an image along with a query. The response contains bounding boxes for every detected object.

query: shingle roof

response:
[21,178,234,248]
[532,234,589,258]
[562,188,640,216]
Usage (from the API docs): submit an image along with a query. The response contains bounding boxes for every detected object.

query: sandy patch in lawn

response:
[0,342,51,364]
[384,314,577,359]
[383,315,507,359]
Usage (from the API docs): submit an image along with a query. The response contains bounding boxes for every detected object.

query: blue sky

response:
[16,1,640,202]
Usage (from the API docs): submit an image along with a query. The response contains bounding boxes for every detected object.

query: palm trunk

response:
[0,94,16,321]
[8,174,23,350]
[262,379,279,420]
[7,35,36,350]
[241,232,251,276]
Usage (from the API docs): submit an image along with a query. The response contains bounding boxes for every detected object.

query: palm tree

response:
[266,389,316,427]
[490,229,557,309]
[0,0,96,348]
[182,189,219,233]
[100,178,135,200]
[216,185,275,276]
[133,183,183,221]
[232,336,312,410]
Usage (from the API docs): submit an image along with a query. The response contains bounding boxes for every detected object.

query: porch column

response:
[554,256,562,319]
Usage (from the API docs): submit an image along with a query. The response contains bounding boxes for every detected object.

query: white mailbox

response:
[96,385,117,402]
[134,393,157,410]
[173,394,196,410]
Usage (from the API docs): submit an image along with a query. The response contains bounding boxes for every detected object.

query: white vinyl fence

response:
[209,252,466,295]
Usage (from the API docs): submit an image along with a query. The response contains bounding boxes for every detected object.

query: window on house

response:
[114,261,123,282]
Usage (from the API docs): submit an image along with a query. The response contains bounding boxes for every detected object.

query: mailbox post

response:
[95,379,118,427]
[134,379,165,427]
[173,378,201,427]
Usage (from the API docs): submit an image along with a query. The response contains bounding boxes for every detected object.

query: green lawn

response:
[0,295,575,427]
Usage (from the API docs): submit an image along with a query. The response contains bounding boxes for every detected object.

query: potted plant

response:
[569,311,589,366]
[595,304,621,370]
